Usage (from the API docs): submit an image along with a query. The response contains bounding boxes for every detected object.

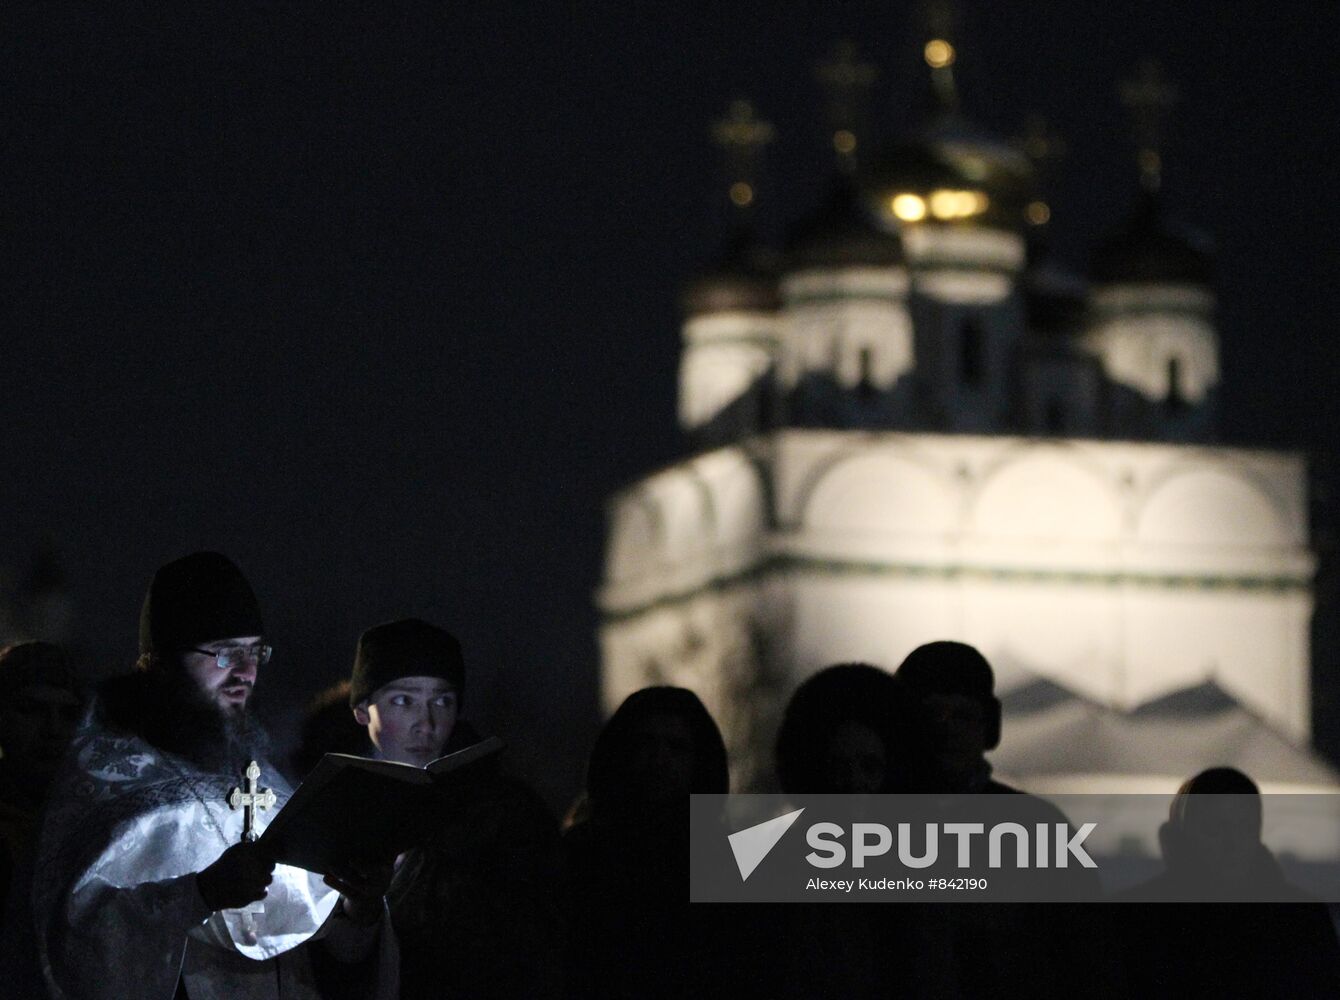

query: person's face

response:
[822,720,887,794]
[919,692,991,763]
[0,682,81,788]
[626,712,696,802]
[1167,796,1263,879]
[354,676,458,768]
[178,635,265,716]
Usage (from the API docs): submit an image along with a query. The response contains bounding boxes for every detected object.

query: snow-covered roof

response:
[992,674,1339,792]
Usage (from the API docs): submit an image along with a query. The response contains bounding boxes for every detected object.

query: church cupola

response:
[860,3,1031,433]
[1014,116,1103,437]
[863,4,1033,284]
[777,42,916,428]
[1085,61,1219,442]
[677,100,782,446]
[1016,115,1086,332]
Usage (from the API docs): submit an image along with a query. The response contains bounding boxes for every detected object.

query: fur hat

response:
[349,618,464,708]
[139,552,264,656]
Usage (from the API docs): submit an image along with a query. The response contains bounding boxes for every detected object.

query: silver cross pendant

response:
[227,760,278,943]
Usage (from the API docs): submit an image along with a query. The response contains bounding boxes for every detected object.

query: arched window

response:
[1166,357,1185,412]
[1044,397,1066,434]
[858,346,876,395]
[960,317,984,387]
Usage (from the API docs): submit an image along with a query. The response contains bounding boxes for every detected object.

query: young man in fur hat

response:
[349,618,562,1000]
[33,552,398,1000]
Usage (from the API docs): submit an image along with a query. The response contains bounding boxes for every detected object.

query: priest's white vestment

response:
[33,704,398,1000]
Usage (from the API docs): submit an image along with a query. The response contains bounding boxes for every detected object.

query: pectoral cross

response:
[227,760,277,943]
[229,760,277,842]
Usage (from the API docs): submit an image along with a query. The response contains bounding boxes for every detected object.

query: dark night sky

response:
[5,2,1339,803]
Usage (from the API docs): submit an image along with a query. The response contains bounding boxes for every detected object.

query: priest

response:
[32,552,398,1000]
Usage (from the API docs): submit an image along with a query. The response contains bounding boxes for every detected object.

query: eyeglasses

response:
[185,644,273,670]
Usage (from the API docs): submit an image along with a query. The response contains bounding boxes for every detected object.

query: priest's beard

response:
[142,668,272,774]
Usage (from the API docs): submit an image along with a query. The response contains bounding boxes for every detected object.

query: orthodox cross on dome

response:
[1014,114,1067,228]
[229,759,277,844]
[1120,59,1179,193]
[919,0,961,113]
[711,99,774,214]
[816,39,879,171]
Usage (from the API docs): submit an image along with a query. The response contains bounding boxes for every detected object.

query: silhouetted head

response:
[0,641,81,801]
[1172,766,1263,840]
[587,687,728,814]
[893,641,1002,789]
[775,663,902,794]
[1160,766,1266,881]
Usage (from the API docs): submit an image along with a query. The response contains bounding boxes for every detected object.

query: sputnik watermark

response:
[727,808,805,881]
[805,821,1097,869]
[727,812,1095,883]
[803,877,990,892]
[693,794,1340,903]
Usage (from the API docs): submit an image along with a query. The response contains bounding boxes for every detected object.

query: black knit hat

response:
[139,552,264,656]
[349,618,465,708]
[894,640,995,701]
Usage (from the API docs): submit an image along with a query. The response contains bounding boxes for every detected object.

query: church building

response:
[596,28,1328,795]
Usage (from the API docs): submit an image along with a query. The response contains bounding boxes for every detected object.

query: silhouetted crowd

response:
[0,551,1338,999]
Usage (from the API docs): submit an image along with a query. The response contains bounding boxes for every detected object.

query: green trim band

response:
[785,292,909,306]
[600,554,1310,622]
[1090,305,1210,320]
[689,334,779,350]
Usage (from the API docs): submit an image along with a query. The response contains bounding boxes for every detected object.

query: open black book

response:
[259,736,505,875]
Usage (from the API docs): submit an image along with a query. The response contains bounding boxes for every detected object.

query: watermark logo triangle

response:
[727,807,805,881]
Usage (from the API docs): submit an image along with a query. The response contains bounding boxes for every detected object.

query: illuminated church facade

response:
[596,37,1324,793]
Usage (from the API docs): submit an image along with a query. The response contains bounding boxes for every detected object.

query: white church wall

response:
[1086,284,1219,402]
[903,225,1018,308]
[599,582,789,791]
[678,310,778,429]
[969,447,1122,540]
[901,225,1025,278]
[914,270,1012,305]
[604,494,660,585]
[958,579,1123,705]
[600,594,738,723]
[600,429,1316,783]
[783,573,959,681]
[778,267,914,390]
[801,449,958,535]
[774,431,1312,735]
[649,466,713,561]
[600,446,768,613]
[1135,466,1293,547]
[692,447,768,554]
[1123,586,1312,741]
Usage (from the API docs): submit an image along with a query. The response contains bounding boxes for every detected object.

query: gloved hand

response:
[197,841,276,911]
[326,858,395,926]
